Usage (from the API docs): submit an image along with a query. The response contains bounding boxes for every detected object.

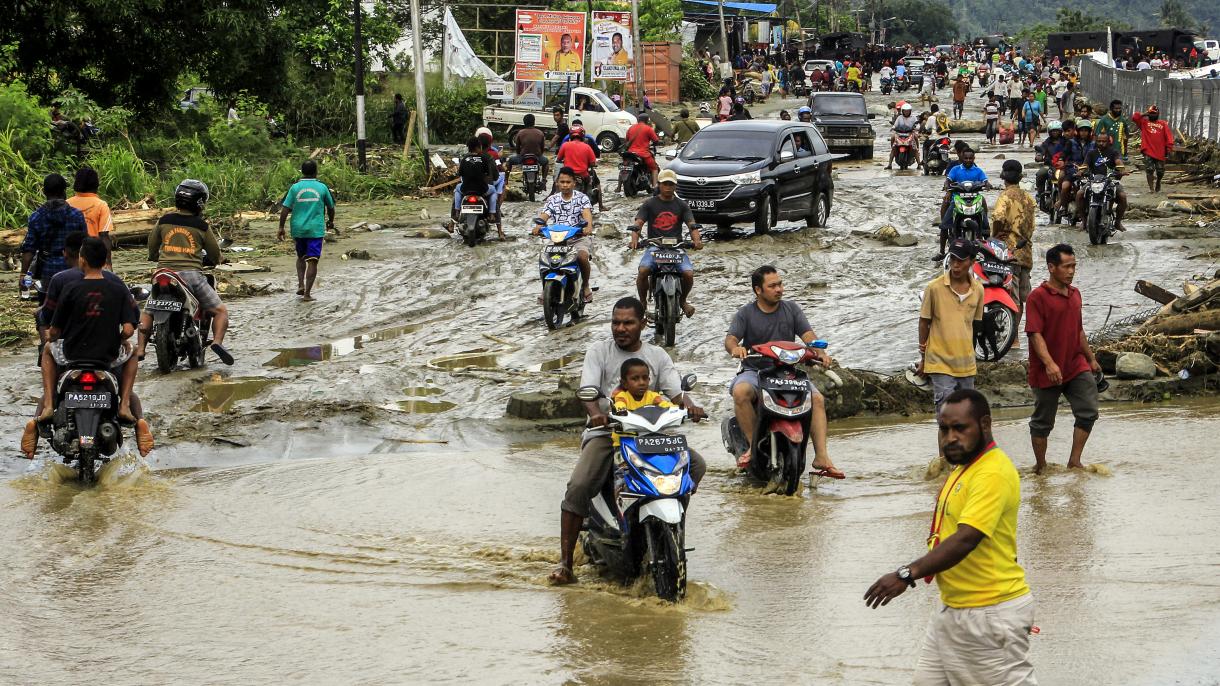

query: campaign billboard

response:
[591,11,633,81]
[515,10,587,83]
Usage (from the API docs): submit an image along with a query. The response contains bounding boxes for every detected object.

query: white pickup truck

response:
[482,86,636,153]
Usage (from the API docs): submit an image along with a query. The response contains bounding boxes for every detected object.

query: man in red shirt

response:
[556,126,599,181]
[1131,105,1174,193]
[624,113,660,189]
[1025,243,1103,473]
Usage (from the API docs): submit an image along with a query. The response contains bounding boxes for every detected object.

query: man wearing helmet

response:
[886,102,921,170]
[1034,120,1069,199]
[135,180,233,365]
[796,106,812,123]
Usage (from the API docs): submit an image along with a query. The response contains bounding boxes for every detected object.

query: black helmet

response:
[174,179,210,214]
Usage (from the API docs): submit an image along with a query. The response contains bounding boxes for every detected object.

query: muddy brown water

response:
[1,87,1218,683]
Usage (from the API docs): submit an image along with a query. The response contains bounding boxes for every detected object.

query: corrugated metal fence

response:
[1076,58,1220,142]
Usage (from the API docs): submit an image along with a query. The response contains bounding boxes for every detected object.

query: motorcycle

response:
[895,74,910,92]
[880,76,893,94]
[924,134,952,176]
[146,269,214,373]
[721,340,829,496]
[537,220,588,329]
[977,70,991,87]
[574,373,698,602]
[619,151,653,198]
[520,154,545,202]
[641,238,694,347]
[892,130,917,170]
[1084,171,1121,245]
[458,193,492,247]
[942,238,1021,361]
[936,74,948,90]
[38,365,125,484]
[947,181,988,241]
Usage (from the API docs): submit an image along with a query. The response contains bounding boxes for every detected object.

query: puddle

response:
[528,353,583,373]
[428,351,500,370]
[265,321,429,368]
[402,386,445,396]
[192,377,280,413]
[394,399,457,413]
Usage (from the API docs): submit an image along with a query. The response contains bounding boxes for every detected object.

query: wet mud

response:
[0,86,1218,683]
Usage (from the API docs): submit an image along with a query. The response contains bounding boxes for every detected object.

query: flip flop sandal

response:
[210,343,235,366]
[810,467,846,480]
[582,292,594,304]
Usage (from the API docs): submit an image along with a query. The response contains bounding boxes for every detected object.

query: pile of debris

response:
[1097,276,1220,377]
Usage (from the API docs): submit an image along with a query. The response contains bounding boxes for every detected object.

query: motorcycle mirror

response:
[575,385,601,402]
[680,374,698,392]
[130,286,150,302]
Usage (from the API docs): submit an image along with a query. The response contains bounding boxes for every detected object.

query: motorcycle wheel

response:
[897,152,911,170]
[624,174,638,198]
[154,324,176,374]
[463,218,479,247]
[975,302,1019,361]
[542,281,564,330]
[1086,206,1103,245]
[645,520,686,602]
[656,289,676,348]
[527,184,536,203]
[781,436,804,496]
[77,452,96,485]
[187,336,205,369]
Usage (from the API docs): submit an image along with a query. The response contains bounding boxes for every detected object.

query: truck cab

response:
[483,86,637,153]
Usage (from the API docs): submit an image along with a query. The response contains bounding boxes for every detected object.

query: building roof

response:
[684,0,778,15]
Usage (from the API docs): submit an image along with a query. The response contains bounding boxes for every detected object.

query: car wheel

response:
[860,146,874,160]
[596,132,620,153]
[806,192,829,228]
[754,195,773,235]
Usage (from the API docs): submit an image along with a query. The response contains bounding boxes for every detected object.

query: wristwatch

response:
[896,565,917,588]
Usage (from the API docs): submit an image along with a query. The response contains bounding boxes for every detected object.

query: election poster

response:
[514,10,587,83]
[591,11,633,81]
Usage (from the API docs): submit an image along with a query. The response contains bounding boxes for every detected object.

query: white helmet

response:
[475,126,493,140]
[900,103,913,112]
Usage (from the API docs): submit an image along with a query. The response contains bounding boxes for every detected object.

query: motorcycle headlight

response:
[1091,182,1106,193]
[761,391,812,416]
[770,346,803,364]
[648,473,682,495]
[730,170,761,185]
[988,273,1004,286]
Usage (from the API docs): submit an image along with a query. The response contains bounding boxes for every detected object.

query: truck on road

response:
[482,86,637,153]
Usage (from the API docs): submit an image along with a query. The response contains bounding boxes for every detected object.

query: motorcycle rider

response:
[796,106,813,123]
[1074,130,1129,232]
[556,123,606,212]
[20,174,87,310]
[135,180,233,366]
[630,169,703,319]
[549,296,707,585]
[937,146,991,259]
[446,137,499,236]
[505,113,549,182]
[533,167,596,305]
[624,112,660,189]
[725,265,844,478]
[549,106,569,152]
[886,102,921,170]
[25,236,154,458]
[1034,120,1069,197]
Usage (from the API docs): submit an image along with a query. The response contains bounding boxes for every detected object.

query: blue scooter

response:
[575,374,697,602]
[536,219,587,330]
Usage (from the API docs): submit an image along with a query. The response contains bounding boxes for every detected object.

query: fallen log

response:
[1135,279,1179,305]
[0,208,165,253]
[1139,309,1220,336]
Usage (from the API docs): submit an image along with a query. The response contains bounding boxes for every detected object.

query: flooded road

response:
[1,86,1218,683]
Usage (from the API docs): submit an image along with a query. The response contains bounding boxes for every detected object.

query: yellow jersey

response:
[932,445,1030,608]
[551,50,582,73]
[609,49,630,66]
[611,390,672,447]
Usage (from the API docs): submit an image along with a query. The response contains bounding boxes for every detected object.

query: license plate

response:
[635,434,689,454]
[544,245,571,255]
[620,164,632,171]
[523,165,539,172]
[146,299,183,311]
[829,139,859,146]
[64,392,112,409]
[688,199,715,210]
[652,251,682,263]
[984,262,1011,274]
[460,205,484,214]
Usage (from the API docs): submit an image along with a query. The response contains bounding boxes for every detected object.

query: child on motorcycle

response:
[610,358,674,447]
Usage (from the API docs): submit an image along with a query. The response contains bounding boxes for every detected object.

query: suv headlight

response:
[730,170,761,185]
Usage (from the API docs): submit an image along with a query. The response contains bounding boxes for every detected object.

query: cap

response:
[658,169,678,184]
[798,106,811,114]
[475,126,493,140]
[948,238,975,261]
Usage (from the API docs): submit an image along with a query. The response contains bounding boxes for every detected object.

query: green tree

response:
[1159,0,1196,28]
[1055,8,1105,32]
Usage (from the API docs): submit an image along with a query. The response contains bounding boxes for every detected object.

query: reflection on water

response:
[264,320,432,367]
[192,375,279,413]
[395,399,457,413]
[428,351,500,370]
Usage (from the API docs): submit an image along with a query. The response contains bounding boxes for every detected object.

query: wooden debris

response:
[1135,280,1179,305]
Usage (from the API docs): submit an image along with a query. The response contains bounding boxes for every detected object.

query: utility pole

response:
[354,0,367,172]
[630,0,645,108]
[409,0,430,149]
[717,0,730,77]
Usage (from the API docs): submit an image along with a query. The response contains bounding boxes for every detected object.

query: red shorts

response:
[631,152,658,172]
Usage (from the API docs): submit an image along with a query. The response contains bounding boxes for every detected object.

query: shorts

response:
[509,154,549,168]
[453,185,498,214]
[1008,97,1022,112]
[177,270,223,311]
[1144,157,1165,176]
[570,236,593,256]
[1029,372,1099,437]
[639,245,692,272]
[294,237,323,260]
[730,369,822,398]
[914,594,1037,686]
[49,339,131,377]
[635,153,658,172]
[930,374,975,416]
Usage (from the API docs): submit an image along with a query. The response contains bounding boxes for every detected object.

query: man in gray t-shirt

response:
[723,265,843,478]
[550,297,706,586]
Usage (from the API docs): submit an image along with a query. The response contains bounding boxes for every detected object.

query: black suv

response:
[805,92,876,159]
[664,121,837,235]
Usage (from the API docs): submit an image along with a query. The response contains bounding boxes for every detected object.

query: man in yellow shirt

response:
[608,32,630,66]
[550,33,582,73]
[865,389,1036,685]
[67,167,114,267]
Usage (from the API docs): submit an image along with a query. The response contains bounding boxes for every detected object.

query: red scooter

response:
[968,237,1021,361]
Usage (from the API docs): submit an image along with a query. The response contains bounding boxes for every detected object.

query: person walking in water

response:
[1025,243,1102,474]
[278,160,336,301]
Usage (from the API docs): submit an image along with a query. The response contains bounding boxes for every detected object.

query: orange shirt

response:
[67,193,113,238]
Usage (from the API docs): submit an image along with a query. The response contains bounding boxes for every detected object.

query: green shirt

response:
[1094,113,1136,156]
[282,178,335,238]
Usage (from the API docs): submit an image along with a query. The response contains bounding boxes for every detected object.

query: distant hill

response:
[952,1,1217,42]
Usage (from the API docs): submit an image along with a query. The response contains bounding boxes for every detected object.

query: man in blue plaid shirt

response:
[21,174,87,297]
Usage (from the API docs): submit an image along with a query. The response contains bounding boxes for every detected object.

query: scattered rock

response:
[214,262,271,274]
[347,221,368,231]
[994,154,1006,159]
[891,234,918,247]
[1157,199,1196,213]
[505,383,584,420]
[809,367,865,420]
[595,222,621,239]
[343,249,372,260]
[1116,352,1157,380]
[947,119,986,134]
[365,223,382,231]
[404,228,451,239]
[871,224,918,247]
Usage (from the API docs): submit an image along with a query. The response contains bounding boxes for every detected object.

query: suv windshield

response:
[681,130,771,161]
[811,96,866,116]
